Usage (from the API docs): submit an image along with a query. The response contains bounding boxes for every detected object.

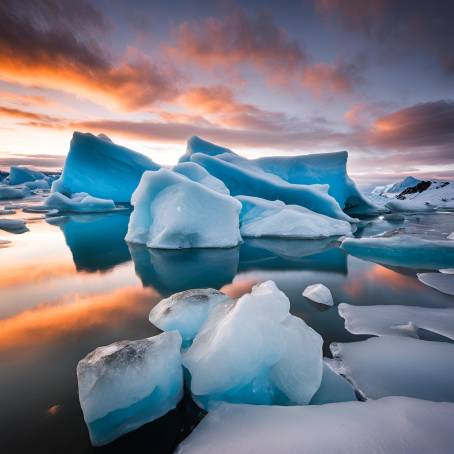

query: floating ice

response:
[237,196,352,239]
[386,199,436,212]
[8,166,46,184]
[328,336,454,401]
[55,132,160,202]
[125,169,242,249]
[45,191,116,213]
[440,268,454,274]
[176,397,454,454]
[0,218,28,233]
[0,185,30,200]
[341,236,454,269]
[183,281,323,409]
[149,289,233,342]
[339,303,454,341]
[173,162,229,194]
[448,232,454,240]
[77,331,183,446]
[302,283,334,306]
[24,178,50,190]
[417,273,454,295]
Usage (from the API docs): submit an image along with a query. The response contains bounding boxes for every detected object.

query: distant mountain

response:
[371,176,421,197]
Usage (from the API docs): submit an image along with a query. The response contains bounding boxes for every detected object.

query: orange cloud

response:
[302,63,359,95]
[0,105,62,125]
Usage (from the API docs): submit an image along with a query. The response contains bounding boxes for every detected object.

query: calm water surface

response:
[1,208,454,453]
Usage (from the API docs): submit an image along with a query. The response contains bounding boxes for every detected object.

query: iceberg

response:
[125,169,242,249]
[339,303,454,341]
[0,218,28,233]
[176,397,454,454]
[302,283,334,306]
[45,191,116,213]
[24,178,50,190]
[183,281,323,409]
[237,196,352,239]
[8,166,46,185]
[55,132,160,202]
[149,289,233,343]
[0,185,30,200]
[173,162,229,194]
[417,273,454,295]
[328,336,454,401]
[77,331,183,446]
[341,236,454,269]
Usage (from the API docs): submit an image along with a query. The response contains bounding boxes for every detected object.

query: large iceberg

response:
[77,331,183,446]
[183,281,323,409]
[149,289,233,343]
[8,166,46,185]
[181,136,379,215]
[54,132,160,202]
[328,336,454,402]
[176,397,454,454]
[237,196,352,239]
[45,192,116,213]
[125,169,242,249]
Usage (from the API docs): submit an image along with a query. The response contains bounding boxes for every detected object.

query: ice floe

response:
[0,218,28,233]
[0,185,31,200]
[417,272,454,295]
[45,191,116,213]
[302,283,334,306]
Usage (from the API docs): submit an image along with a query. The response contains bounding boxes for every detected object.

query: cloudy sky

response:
[0,0,453,185]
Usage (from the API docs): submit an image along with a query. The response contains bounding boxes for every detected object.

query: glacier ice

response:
[302,283,334,306]
[183,281,323,409]
[77,331,183,446]
[176,397,454,454]
[125,169,242,249]
[328,336,454,402]
[0,185,30,200]
[237,196,352,239]
[149,289,233,343]
[339,303,454,341]
[341,236,454,269]
[8,166,46,185]
[417,273,454,295]
[45,191,116,213]
[55,132,160,202]
[173,162,229,194]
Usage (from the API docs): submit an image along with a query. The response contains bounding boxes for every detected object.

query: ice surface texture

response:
[55,132,159,202]
[125,169,242,249]
[183,281,323,409]
[77,331,183,446]
[173,162,229,194]
[237,196,352,239]
[303,283,334,306]
[176,397,454,454]
[45,192,116,213]
[417,273,454,295]
[8,166,46,184]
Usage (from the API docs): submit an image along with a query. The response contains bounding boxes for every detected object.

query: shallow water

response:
[1,208,454,453]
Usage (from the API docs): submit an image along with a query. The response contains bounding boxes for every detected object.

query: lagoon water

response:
[1,206,454,453]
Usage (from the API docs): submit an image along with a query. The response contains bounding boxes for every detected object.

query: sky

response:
[0,0,453,186]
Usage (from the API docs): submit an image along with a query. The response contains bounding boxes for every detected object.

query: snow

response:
[176,397,454,454]
[339,303,454,341]
[45,191,116,213]
[372,176,421,196]
[55,131,160,202]
[328,336,454,402]
[77,331,183,446]
[125,169,242,249]
[0,218,28,233]
[183,281,323,409]
[341,236,454,269]
[8,166,46,184]
[149,289,233,342]
[302,283,334,306]
[237,196,352,239]
[417,273,454,295]
[173,162,229,195]
[0,185,30,200]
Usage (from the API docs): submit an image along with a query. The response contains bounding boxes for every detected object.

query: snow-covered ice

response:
[328,336,454,401]
[183,281,323,409]
[55,132,160,202]
[417,273,454,295]
[173,162,229,194]
[45,191,116,213]
[125,169,242,249]
[302,283,334,306]
[149,289,233,342]
[386,199,436,212]
[341,236,454,269]
[176,397,454,454]
[339,303,454,341]
[237,196,352,239]
[77,331,183,446]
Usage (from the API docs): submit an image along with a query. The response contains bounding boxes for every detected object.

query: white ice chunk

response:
[237,196,352,239]
[302,283,334,306]
[173,162,229,194]
[183,281,323,408]
[339,303,454,341]
[440,268,454,274]
[176,397,454,454]
[77,331,183,446]
[45,191,116,213]
[149,289,233,342]
[328,336,454,401]
[417,273,454,295]
[125,169,242,249]
[448,232,454,240]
